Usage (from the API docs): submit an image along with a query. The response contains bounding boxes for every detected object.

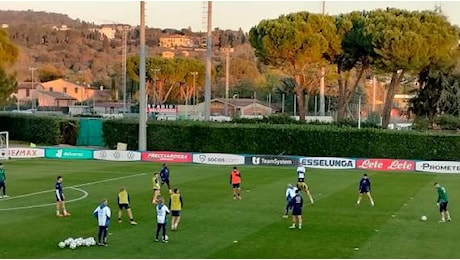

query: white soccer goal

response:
[0,131,9,160]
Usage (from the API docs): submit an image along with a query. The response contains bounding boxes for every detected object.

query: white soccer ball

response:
[58,242,66,248]
[421,215,427,221]
[69,242,77,249]
[163,235,169,241]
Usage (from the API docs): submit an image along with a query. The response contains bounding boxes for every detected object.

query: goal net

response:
[0,131,9,160]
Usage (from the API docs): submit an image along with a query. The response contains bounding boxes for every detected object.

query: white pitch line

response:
[0,173,146,201]
[0,187,88,211]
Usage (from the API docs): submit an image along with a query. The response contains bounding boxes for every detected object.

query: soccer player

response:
[356,173,375,207]
[169,188,183,231]
[296,163,314,204]
[117,187,138,225]
[93,199,111,246]
[230,166,242,200]
[283,183,297,218]
[160,163,171,190]
[0,163,7,198]
[289,189,303,230]
[155,197,170,243]
[55,176,71,217]
[152,172,161,204]
[434,182,452,222]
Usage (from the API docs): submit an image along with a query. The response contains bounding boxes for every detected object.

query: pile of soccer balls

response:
[58,237,97,249]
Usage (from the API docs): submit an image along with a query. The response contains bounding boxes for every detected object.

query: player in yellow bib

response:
[117,187,137,225]
[152,172,161,204]
[169,188,183,231]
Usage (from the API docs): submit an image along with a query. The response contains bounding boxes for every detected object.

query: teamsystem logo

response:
[251,156,295,166]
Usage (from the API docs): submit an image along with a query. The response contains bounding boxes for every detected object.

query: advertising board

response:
[93,150,141,161]
[193,153,245,165]
[141,151,192,163]
[45,148,93,160]
[299,157,355,169]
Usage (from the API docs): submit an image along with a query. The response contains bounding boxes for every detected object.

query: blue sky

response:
[1,1,458,32]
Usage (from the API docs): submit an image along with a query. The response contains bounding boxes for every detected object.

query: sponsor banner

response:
[45,148,93,160]
[416,161,460,174]
[142,151,192,163]
[299,157,355,169]
[356,159,415,171]
[147,104,177,114]
[94,150,141,161]
[245,155,297,166]
[193,153,245,165]
[0,148,45,158]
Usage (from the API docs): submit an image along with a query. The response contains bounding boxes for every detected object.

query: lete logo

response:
[356,159,415,171]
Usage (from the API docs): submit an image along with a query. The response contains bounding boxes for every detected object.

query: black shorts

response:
[439,202,448,212]
[359,189,370,194]
[118,203,130,210]
[232,183,240,189]
[171,210,181,217]
[292,207,302,216]
[56,195,64,202]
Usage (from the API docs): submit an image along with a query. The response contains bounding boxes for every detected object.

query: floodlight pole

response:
[138,1,147,151]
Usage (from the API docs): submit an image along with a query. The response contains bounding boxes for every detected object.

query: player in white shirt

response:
[283,183,298,218]
[297,163,314,204]
[93,199,111,246]
[155,197,170,243]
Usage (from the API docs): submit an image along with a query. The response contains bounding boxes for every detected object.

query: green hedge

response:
[0,113,79,145]
[103,120,460,161]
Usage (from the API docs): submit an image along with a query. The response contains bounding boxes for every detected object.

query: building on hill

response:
[13,82,43,106]
[159,34,194,48]
[41,78,96,103]
[38,90,76,107]
[99,26,116,39]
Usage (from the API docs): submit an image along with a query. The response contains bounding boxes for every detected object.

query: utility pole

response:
[221,47,234,116]
[138,1,147,151]
[319,1,326,117]
[29,67,37,109]
[122,27,128,114]
[204,1,212,120]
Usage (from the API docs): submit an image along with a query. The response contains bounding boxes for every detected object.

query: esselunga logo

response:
[300,157,355,169]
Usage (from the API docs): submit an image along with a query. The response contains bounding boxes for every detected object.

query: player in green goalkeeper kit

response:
[0,163,7,198]
[434,182,451,222]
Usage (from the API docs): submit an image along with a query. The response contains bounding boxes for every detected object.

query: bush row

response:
[103,120,460,161]
[0,113,78,145]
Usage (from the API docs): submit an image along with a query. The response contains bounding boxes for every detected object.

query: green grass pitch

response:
[1,159,459,258]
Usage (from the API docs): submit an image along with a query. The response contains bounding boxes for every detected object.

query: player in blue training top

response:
[356,173,374,207]
[283,183,297,218]
[289,189,303,230]
[55,176,71,217]
[160,163,171,190]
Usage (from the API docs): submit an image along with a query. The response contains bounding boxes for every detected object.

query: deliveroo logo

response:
[56,149,63,158]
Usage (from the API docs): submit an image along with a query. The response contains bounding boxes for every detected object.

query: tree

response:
[249,12,341,121]
[38,64,64,82]
[367,9,458,128]
[333,11,375,121]
[0,29,19,104]
[127,56,205,104]
[0,68,17,106]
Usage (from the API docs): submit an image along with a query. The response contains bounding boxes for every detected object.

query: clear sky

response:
[0,1,458,32]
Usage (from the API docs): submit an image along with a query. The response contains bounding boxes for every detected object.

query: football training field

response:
[1,159,459,258]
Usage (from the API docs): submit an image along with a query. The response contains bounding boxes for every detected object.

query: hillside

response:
[0,10,253,97]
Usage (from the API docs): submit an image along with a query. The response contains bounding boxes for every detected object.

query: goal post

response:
[0,131,9,160]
